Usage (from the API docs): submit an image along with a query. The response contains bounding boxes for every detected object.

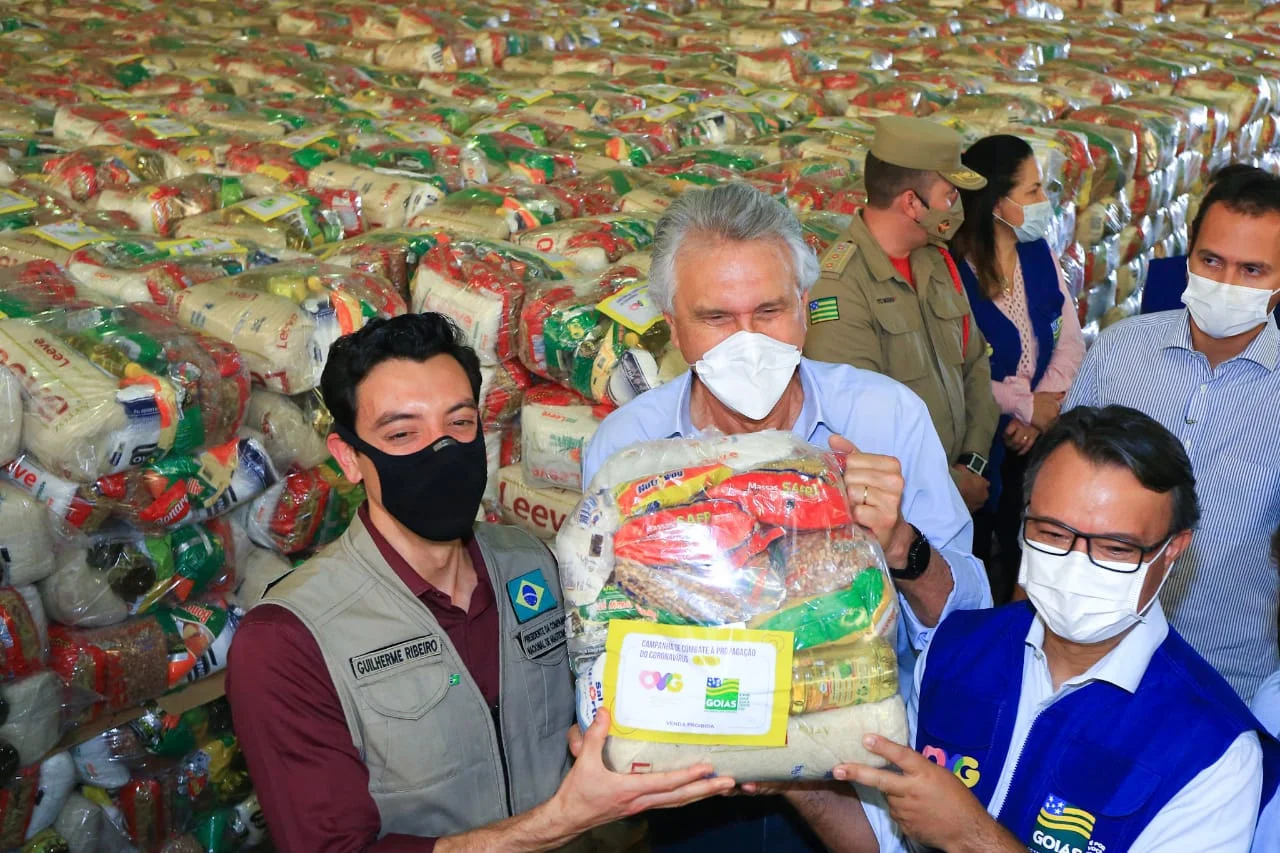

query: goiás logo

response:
[1032,794,1103,853]
[920,745,981,788]
[704,677,742,712]
[639,671,683,692]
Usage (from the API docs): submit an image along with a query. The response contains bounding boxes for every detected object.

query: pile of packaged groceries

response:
[0,0,1278,845]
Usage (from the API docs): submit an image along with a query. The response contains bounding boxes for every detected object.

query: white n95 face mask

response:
[1182,272,1280,339]
[693,331,801,421]
[1018,539,1173,645]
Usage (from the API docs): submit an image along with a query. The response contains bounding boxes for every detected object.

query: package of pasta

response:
[91,175,245,237]
[170,262,406,394]
[245,458,363,556]
[558,430,906,781]
[173,192,357,253]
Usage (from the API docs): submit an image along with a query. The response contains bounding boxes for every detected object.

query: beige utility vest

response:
[262,514,574,839]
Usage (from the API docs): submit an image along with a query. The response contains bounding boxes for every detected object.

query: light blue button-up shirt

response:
[1065,311,1280,701]
[581,358,993,692]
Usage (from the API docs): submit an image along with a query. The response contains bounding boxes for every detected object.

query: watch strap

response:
[890,524,931,581]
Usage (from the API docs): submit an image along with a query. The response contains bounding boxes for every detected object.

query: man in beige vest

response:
[803,116,1000,513]
[227,313,734,853]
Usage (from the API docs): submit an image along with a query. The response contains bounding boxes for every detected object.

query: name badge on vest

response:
[518,609,567,660]
[350,635,441,680]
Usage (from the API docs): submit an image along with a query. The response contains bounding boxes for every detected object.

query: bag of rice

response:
[558,430,907,781]
[497,464,579,542]
[306,162,443,228]
[1,670,62,767]
[171,262,405,394]
[0,319,167,483]
[244,390,332,473]
[522,403,601,492]
[92,175,245,237]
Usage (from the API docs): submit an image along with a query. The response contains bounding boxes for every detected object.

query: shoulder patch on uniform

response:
[507,568,559,624]
[808,296,840,324]
[820,240,856,275]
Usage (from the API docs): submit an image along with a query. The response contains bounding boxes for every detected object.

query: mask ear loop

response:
[1134,537,1176,620]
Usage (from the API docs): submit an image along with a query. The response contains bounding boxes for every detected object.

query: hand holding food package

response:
[557,430,907,781]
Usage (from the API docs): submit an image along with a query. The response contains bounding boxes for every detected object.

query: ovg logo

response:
[1032,794,1098,853]
[704,677,741,712]
[505,569,558,624]
[920,745,981,788]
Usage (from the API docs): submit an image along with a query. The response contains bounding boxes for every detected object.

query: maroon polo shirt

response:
[227,506,500,853]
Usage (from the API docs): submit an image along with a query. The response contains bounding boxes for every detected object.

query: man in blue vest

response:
[786,405,1278,852]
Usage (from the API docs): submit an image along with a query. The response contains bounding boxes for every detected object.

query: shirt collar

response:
[850,212,909,285]
[1024,600,1169,695]
[1161,310,1280,371]
[670,358,830,442]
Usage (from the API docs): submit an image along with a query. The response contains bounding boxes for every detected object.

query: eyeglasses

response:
[1021,514,1173,574]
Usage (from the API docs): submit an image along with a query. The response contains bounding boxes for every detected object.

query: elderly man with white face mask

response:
[581,182,991,853]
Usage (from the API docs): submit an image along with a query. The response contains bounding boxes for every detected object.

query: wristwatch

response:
[955,452,989,478]
[890,524,931,581]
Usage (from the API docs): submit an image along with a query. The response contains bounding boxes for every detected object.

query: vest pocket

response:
[359,659,451,720]
[358,660,468,792]
[1052,737,1161,818]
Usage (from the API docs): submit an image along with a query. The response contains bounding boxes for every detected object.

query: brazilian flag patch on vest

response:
[808,296,840,324]
[507,569,558,624]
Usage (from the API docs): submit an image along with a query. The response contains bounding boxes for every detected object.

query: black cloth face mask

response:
[335,421,488,542]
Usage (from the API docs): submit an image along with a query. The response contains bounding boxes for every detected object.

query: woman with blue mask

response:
[949,134,1085,604]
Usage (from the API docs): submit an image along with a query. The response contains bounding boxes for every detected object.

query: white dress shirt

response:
[1250,669,1280,853]
[862,603,1264,852]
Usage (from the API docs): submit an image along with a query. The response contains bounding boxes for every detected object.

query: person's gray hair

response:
[648,182,820,314]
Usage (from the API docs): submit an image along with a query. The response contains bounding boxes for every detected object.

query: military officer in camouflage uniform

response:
[804,116,1000,513]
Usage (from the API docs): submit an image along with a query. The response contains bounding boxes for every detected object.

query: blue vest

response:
[958,239,1064,506]
[1140,256,1189,315]
[915,604,1280,853]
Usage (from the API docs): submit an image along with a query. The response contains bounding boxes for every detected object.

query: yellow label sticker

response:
[27,221,110,251]
[386,123,453,144]
[597,283,662,334]
[137,118,200,140]
[603,622,793,747]
[238,194,306,223]
[0,190,37,216]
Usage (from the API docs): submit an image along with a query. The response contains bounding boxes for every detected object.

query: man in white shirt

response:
[787,405,1279,853]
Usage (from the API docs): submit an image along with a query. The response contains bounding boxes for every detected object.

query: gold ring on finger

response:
[862,485,869,505]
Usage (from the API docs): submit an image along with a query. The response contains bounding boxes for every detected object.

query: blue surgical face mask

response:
[998,199,1054,243]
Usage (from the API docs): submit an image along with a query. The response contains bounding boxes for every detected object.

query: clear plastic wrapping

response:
[557,430,906,781]
[170,262,406,394]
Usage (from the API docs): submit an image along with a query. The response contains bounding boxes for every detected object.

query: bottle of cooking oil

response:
[791,636,899,714]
